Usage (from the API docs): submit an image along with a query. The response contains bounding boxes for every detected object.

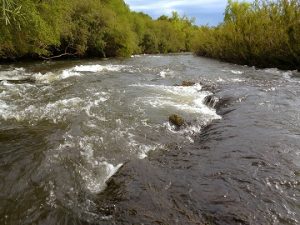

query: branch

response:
[40,44,77,60]
[40,52,76,60]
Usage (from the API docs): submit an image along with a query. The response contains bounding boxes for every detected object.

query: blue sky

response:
[124,0,228,26]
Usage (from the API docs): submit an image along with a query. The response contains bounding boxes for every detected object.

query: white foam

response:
[0,100,14,120]
[131,83,221,143]
[164,110,218,143]
[164,121,202,136]
[281,71,300,83]
[73,64,127,72]
[31,64,129,83]
[131,83,202,93]
[159,69,174,78]
[282,71,293,78]
[264,68,282,74]
[221,69,244,75]
[47,132,124,194]
[131,55,142,58]
[0,97,84,123]
[230,70,243,75]
[140,144,162,159]
[262,68,299,82]
[217,77,244,83]
[128,135,163,159]
[0,67,27,81]
[231,78,244,82]
[265,87,276,92]
[60,69,81,79]
[0,67,72,84]
[46,181,56,208]
[131,83,219,116]
[0,64,131,84]
[83,92,110,117]
[148,55,162,58]
[42,97,83,122]
[76,135,124,193]
[79,161,123,193]
[46,97,82,108]
[138,144,161,159]
[33,70,81,83]
[73,65,104,72]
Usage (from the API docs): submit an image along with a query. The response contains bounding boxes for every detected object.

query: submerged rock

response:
[0,78,35,84]
[181,81,195,86]
[204,95,235,113]
[204,95,219,108]
[169,114,185,127]
[201,82,217,92]
[175,80,217,91]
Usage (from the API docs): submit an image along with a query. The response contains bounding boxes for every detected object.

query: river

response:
[0,54,299,225]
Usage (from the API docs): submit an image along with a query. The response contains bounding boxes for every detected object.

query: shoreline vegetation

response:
[193,0,300,71]
[0,0,299,70]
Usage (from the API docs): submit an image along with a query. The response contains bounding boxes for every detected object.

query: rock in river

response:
[181,81,195,86]
[169,114,185,127]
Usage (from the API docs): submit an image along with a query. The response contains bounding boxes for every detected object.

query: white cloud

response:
[125,0,226,12]
[124,0,227,25]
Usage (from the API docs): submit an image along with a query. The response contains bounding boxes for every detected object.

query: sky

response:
[124,0,229,26]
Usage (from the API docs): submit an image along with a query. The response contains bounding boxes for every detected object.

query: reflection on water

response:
[0,54,300,225]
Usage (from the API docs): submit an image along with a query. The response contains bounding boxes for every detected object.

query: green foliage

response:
[192,0,300,69]
[1,0,299,70]
[0,0,67,58]
[1,0,23,25]
[0,0,196,60]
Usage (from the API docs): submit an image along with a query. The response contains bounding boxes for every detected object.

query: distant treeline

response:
[0,0,196,60]
[193,0,300,70]
[0,0,299,70]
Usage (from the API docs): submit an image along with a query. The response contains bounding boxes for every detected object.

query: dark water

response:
[0,54,299,225]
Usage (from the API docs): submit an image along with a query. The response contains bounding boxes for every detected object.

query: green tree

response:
[192,0,300,70]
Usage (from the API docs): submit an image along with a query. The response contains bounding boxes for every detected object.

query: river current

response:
[0,54,299,225]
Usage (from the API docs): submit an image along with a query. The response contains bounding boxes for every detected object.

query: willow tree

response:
[1,0,23,25]
[192,0,300,70]
[0,0,197,60]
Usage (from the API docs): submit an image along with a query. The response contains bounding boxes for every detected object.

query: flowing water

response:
[0,54,299,225]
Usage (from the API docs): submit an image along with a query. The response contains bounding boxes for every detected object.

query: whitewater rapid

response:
[0,62,220,196]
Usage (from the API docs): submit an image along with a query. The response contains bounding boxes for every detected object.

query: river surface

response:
[0,54,299,225]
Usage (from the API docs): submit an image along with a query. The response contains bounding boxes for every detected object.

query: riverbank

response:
[0,0,196,62]
[1,52,298,73]
[1,1,299,71]
[192,0,300,72]
[195,53,300,72]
